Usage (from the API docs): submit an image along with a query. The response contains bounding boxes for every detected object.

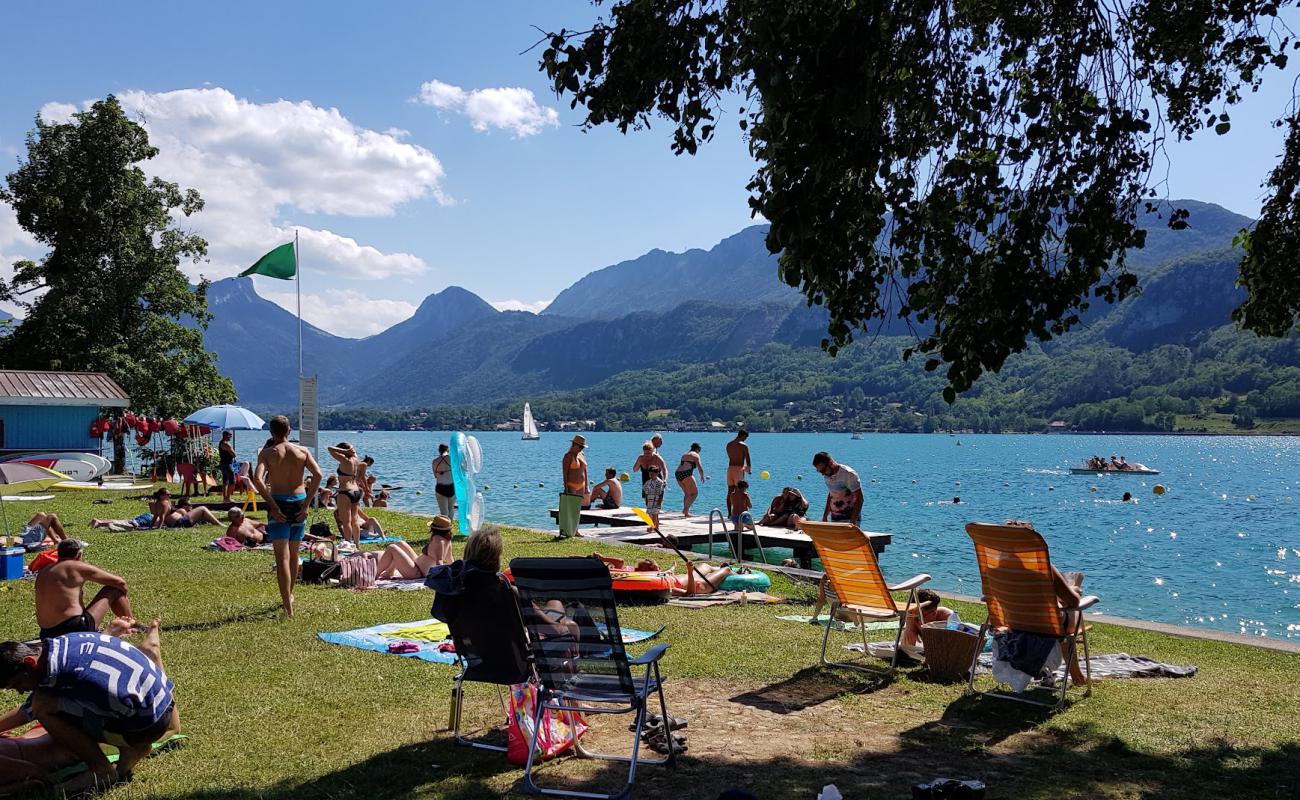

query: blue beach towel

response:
[358,534,404,546]
[318,618,661,664]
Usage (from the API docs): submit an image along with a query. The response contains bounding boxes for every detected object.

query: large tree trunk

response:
[112,430,127,475]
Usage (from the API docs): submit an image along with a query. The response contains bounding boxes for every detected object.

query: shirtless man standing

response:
[251,415,323,617]
[558,435,589,539]
[34,540,135,639]
[725,429,752,488]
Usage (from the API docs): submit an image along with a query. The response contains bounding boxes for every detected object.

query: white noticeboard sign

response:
[299,375,318,458]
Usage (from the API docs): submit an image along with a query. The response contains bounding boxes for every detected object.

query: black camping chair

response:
[510,556,675,800]
[434,564,533,751]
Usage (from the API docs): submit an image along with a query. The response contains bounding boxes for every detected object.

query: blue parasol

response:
[182,405,266,431]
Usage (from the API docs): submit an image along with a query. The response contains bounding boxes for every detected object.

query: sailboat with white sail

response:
[521,403,540,440]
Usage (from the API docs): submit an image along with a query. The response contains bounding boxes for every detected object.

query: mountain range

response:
[202,199,1256,412]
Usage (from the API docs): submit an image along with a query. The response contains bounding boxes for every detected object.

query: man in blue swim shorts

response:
[251,415,323,617]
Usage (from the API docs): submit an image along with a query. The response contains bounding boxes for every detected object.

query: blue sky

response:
[0,1,1294,335]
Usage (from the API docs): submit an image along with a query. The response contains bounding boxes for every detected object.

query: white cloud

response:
[489,298,551,314]
[0,203,39,317]
[417,80,559,137]
[418,79,467,110]
[38,88,446,281]
[259,285,417,337]
[37,102,77,124]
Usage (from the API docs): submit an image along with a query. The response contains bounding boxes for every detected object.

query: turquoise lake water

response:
[232,431,1300,641]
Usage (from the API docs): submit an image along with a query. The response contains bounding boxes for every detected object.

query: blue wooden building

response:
[0,370,130,452]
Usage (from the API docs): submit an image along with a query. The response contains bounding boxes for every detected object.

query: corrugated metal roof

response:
[0,370,130,407]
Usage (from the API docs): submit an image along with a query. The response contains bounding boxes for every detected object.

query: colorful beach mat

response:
[318,618,662,665]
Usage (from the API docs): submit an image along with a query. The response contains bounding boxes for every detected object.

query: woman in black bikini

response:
[431,443,455,518]
[327,442,365,548]
[674,442,705,517]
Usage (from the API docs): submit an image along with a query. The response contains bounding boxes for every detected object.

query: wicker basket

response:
[918,621,979,682]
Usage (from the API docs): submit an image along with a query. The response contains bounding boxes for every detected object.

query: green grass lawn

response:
[1,488,1297,799]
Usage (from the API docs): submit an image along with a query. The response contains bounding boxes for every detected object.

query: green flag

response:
[240,242,295,279]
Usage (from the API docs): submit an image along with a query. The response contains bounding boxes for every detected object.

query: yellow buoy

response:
[759,470,770,480]
[619,472,630,482]
[1153,484,1166,496]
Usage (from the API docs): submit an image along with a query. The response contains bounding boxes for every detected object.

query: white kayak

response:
[4,452,111,481]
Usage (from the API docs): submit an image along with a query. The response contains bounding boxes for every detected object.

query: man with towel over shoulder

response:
[558,435,588,539]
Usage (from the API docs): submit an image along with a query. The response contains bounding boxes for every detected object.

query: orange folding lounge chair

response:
[800,521,931,673]
[964,522,1099,709]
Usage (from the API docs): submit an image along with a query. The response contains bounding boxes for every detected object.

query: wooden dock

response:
[547,507,891,568]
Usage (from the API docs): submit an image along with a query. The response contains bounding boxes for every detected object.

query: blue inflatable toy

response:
[447,432,483,536]
[720,570,772,592]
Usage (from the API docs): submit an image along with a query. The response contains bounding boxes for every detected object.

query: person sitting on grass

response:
[148,488,172,529]
[0,619,178,794]
[591,553,732,596]
[34,540,136,639]
[365,515,454,579]
[726,480,753,533]
[900,588,955,651]
[223,508,266,546]
[17,513,67,551]
[163,498,221,528]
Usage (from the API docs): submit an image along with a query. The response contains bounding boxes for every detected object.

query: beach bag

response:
[505,680,589,766]
[211,536,244,552]
[338,554,376,590]
[301,541,341,584]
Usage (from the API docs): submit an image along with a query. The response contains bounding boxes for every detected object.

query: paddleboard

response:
[54,481,154,491]
[0,494,55,501]
[5,452,111,481]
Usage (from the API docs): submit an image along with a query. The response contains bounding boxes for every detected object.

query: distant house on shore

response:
[1046,420,1069,433]
[0,370,129,452]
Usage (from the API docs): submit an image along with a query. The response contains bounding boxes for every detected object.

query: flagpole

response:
[295,229,302,379]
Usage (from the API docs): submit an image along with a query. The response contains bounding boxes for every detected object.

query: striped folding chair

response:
[964,522,1100,710]
[510,556,674,800]
[799,521,931,674]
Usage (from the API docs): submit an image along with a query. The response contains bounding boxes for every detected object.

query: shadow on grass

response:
[730,665,892,713]
[162,605,284,633]
[146,693,1300,800]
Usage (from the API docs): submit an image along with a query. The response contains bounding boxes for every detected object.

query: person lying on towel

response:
[590,553,732,596]
[0,618,180,794]
[224,508,266,546]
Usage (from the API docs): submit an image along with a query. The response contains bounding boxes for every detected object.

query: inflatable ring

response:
[720,570,772,592]
[608,570,674,604]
